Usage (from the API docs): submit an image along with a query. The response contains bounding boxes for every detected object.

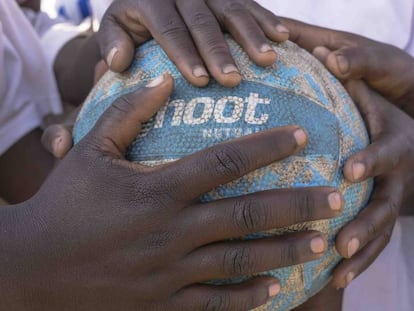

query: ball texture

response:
[74,37,372,310]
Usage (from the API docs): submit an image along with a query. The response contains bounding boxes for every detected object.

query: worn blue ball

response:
[74,37,372,310]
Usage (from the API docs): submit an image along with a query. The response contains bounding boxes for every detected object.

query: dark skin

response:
[295,287,343,311]
[278,18,414,288]
[43,0,293,157]
[3,3,344,309]
[1,74,345,310]
[0,129,54,203]
[2,0,54,204]
[332,79,414,289]
[98,0,290,87]
[2,0,99,204]
[282,18,414,118]
[44,0,414,296]
[17,0,41,11]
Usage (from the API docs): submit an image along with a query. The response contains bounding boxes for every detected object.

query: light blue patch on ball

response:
[74,37,373,310]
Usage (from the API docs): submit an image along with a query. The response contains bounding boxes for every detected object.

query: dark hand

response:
[277,18,414,287]
[43,0,289,158]
[4,74,343,310]
[98,0,289,87]
[331,80,414,289]
[281,18,414,116]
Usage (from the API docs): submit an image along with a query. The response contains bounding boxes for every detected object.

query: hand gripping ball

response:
[73,37,373,310]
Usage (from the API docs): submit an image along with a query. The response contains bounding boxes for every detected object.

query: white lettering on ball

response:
[245,93,270,125]
[153,93,271,128]
[214,96,244,123]
[183,97,214,125]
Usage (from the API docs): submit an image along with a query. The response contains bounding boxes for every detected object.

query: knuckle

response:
[223,246,254,276]
[188,12,217,30]
[221,1,247,18]
[185,13,230,57]
[233,198,267,233]
[203,40,231,60]
[375,137,401,172]
[209,145,250,179]
[203,294,231,311]
[141,230,175,258]
[280,241,298,265]
[366,219,379,238]
[159,18,188,40]
[386,199,400,221]
[291,190,314,221]
[131,175,172,209]
[387,146,401,170]
[113,94,135,114]
[381,228,393,246]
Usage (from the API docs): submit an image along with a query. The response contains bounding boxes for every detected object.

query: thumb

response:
[98,2,151,72]
[322,45,414,104]
[87,74,174,157]
[325,46,374,80]
[312,45,372,81]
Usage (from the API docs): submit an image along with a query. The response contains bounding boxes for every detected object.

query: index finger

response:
[158,126,307,202]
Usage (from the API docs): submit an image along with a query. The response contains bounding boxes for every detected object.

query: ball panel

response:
[74,37,373,310]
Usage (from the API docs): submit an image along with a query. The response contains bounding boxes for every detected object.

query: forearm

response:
[0,128,55,204]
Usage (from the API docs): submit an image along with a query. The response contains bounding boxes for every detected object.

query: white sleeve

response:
[0,1,62,155]
[404,4,414,57]
[21,7,90,75]
[256,0,414,54]
[89,0,113,28]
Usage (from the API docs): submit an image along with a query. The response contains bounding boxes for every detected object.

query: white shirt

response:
[0,0,62,155]
[257,0,414,56]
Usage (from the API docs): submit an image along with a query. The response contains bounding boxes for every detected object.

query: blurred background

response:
[42,0,57,17]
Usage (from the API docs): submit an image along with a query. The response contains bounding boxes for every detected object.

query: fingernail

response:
[268,283,281,297]
[293,129,307,146]
[222,64,239,75]
[335,54,349,75]
[106,47,118,68]
[347,238,360,258]
[352,162,366,181]
[310,236,326,254]
[146,74,165,88]
[193,66,209,78]
[276,24,290,34]
[345,272,355,287]
[260,43,274,53]
[52,136,63,155]
[328,192,343,211]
